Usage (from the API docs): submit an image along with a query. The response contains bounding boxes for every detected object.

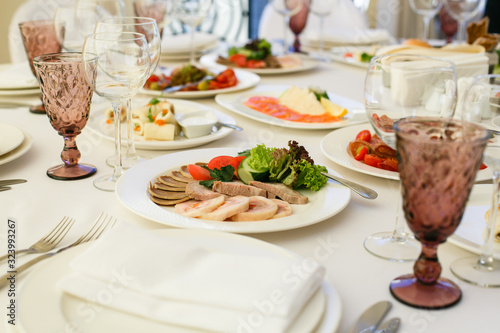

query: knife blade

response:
[0,179,27,187]
[162,75,214,93]
[374,317,400,333]
[348,301,392,333]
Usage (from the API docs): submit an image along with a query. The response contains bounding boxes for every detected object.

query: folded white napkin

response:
[58,223,324,333]
[0,62,38,89]
[161,32,218,54]
[304,29,391,46]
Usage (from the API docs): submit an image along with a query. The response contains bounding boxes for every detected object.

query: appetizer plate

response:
[320,123,493,181]
[0,131,32,166]
[449,184,500,259]
[86,97,236,151]
[139,68,260,98]
[0,62,38,90]
[16,229,342,333]
[0,123,25,155]
[215,84,367,130]
[199,52,320,75]
[328,46,374,69]
[116,147,351,233]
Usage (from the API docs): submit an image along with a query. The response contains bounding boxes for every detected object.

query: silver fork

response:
[0,216,75,262]
[0,213,116,289]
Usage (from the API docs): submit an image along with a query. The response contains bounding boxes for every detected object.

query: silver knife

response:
[0,179,27,187]
[374,318,400,333]
[162,75,214,93]
[349,301,392,333]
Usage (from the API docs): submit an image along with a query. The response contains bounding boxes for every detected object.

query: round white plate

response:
[0,88,40,96]
[321,123,493,181]
[0,62,38,90]
[199,53,320,75]
[0,131,32,166]
[0,123,25,155]
[139,68,260,98]
[116,147,351,233]
[214,84,367,130]
[86,97,236,151]
[328,47,372,69]
[449,184,500,259]
[17,228,342,333]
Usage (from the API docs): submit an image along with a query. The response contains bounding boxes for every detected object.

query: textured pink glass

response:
[19,20,63,114]
[390,118,490,309]
[33,53,97,180]
[289,2,309,52]
[133,0,168,37]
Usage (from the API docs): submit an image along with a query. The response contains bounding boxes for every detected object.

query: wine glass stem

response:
[283,16,290,54]
[318,17,325,58]
[392,183,408,242]
[457,20,466,43]
[125,98,138,159]
[477,170,500,268]
[189,26,195,64]
[112,101,124,180]
[422,16,431,40]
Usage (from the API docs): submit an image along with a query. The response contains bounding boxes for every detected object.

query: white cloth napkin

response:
[304,29,391,46]
[0,62,38,89]
[58,223,324,333]
[161,32,218,54]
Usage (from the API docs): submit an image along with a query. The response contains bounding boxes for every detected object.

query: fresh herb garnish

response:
[149,97,160,105]
[147,107,154,122]
[200,165,235,188]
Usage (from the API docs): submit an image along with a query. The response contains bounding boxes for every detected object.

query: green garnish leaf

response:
[147,107,154,122]
[200,165,235,188]
[149,97,160,105]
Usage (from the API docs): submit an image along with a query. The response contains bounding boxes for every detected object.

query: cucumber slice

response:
[237,158,269,184]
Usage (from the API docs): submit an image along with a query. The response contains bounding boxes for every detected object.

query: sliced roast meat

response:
[151,181,186,192]
[200,196,250,221]
[212,181,266,197]
[179,165,192,178]
[170,170,193,183]
[150,196,190,206]
[185,181,222,201]
[158,175,188,188]
[148,187,189,200]
[174,196,225,218]
[249,181,308,204]
[271,199,293,218]
[229,196,278,221]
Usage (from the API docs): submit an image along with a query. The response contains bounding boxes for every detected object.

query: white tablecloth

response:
[0,59,498,333]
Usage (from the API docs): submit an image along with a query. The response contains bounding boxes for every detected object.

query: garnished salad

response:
[187,141,328,191]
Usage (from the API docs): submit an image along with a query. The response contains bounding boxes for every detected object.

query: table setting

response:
[1,1,500,332]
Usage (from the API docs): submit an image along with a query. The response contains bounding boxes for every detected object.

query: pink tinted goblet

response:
[133,0,173,37]
[19,20,63,114]
[390,117,490,309]
[33,52,97,180]
[289,0,309,53]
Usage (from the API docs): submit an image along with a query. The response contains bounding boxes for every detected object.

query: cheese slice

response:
[278,86,326,115]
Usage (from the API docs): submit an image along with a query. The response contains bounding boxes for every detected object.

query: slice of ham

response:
[271,199,293,219]
[229,196,278,221]
[200,196,250,221]
[174,196,225,218]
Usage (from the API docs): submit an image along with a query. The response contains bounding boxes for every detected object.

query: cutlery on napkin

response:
[58,223,325,333]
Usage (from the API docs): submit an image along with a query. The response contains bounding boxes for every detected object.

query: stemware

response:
[18,20,63,114]
[82,32,151,191]
[33,52,97,180]
[408,0,443,40]
[173,0,213,64]
[442,0,485,42]
[450,74,500,287]
[289,0,309,53]
[363,54,458,262]
[307,0,335,60]
[390,117,489,308]
[133,0,174,37]
[438,5,458,43]
[95,17,161,169]
[269,0,303,55]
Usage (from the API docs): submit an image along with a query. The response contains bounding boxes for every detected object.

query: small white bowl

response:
[176,110,218,138]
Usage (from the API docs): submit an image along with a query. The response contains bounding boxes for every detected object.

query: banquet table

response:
[0,58,498,333]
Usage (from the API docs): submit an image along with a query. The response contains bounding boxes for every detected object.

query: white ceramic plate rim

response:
[0,123,25,155]
[115,147,351,233]
[328,47,372,69]
[320,123,493,181]
[199,53,320,75]
[0,63,38,90]
[86,97,235,151]
[139,68,260,98]
[0,131,32,166]
[449,184,500,259]
[0,88,40,96]
[214,85,367,130]
[16,228,342,333]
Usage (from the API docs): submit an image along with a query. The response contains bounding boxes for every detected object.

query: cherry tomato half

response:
[356,130,372,142]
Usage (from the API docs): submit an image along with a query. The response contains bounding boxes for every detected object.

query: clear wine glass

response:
[442,0,485,42]
[450,74,500,287]
[363,54,458,262]
[95,17,161,169]
[33,52,98,180]
[133,0,174,37]
[390,117,490,308]
[408,0,443,40]
[269,0,303,55]
[173,0,213,64]
[289,0,309,53]
[82,32,151,191]
[308,0,335,60]
[19,20,63,114]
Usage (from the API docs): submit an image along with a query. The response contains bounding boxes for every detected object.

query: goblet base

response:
[47,163,96,180]
[364,231,420,262]
[390,274,461,309]
[29,104,46,114]
[450,257,500,288]
[106,154,145,169]
[93,174,119,192]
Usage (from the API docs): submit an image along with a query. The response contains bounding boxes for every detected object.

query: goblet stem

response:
[112,101,124,180]
[61,135,81,166]
[189,25,196,64]
[457,20,466,43]
[476,170,499,269]
[318,17,325,60]
[283,16,290,55]
[124,97,143,168]
[422,16,431,40]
